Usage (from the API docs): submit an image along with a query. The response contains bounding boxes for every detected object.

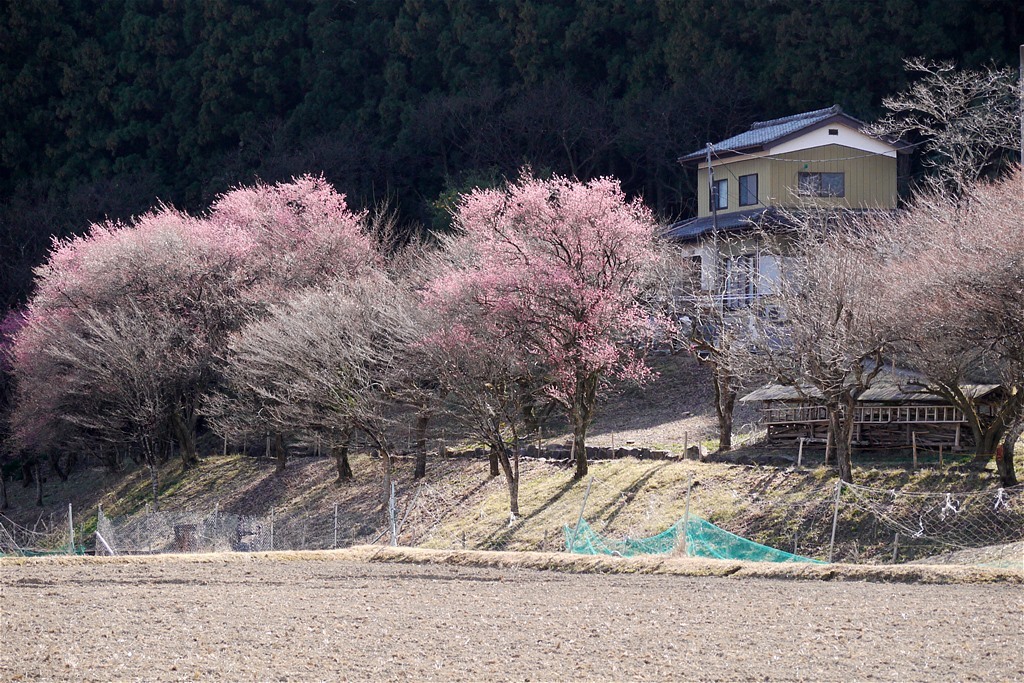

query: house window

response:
[710,178,728,210]
[797,172,845,197]
[739,174,758,206]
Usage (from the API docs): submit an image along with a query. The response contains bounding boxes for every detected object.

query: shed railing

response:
[763,404,966,425]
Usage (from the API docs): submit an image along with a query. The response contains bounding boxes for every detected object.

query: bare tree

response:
[882,174,1024,485]
[867,58,1020,196]
[13,304,185,508]
[206,274,420,507]
[738,215,894,483]
[644,240,747,452]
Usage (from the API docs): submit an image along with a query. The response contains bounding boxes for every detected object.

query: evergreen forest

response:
[1,0,1020,311]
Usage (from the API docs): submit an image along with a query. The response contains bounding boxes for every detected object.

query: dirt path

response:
[2,556,1021,682]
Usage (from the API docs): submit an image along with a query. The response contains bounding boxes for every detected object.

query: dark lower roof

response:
[663,207,784,241]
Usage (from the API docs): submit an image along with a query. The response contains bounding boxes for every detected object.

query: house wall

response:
[692,234,790,293]
[695,143,897,218]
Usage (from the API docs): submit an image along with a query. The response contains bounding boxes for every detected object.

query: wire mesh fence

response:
[554,474,1024,566]
[94,504,375,555]
[3,471,1021,566]
[832,482,1024,565]
[0,506,84,556]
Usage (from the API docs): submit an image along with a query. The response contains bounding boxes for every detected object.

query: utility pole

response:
[706,143,723,306]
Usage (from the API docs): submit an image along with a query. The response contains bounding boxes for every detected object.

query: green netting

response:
[565,516,825,564]
[0,544,87,558]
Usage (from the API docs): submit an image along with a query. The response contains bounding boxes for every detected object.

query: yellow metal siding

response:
[696,144,896,216]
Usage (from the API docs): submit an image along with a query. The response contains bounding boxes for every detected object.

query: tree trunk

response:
[33,461,43,507]
[713,366,736,452]
[333,438,353,483]
[494,442,520,519]
[51,452,70,482]
[488,446,500,478]
[414,413,429,480]
[507,473,520,518]
[571,375,599,480]
[972,430,1000,465]
[997,423,1022,487]
[170,409,199,470]
[827,405,855,483]
[274,433,287,473]
[571,415,588,480]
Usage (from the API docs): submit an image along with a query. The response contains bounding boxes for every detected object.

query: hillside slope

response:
[2,355,1018,564]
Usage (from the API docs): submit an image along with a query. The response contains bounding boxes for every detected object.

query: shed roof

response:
[740,371,1001,404]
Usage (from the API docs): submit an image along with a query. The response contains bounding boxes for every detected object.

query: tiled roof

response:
[679,105,852,162]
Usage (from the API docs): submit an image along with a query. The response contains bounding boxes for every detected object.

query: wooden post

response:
[680,474,694,556]
[67,503,74,555]
[223,436,227,457]
[828,480,842,563]
[825,428,832,467]
[684,431,689,457]
[955,423,961,450]
[912,432,918,469]
[568,476,595,551]
[939,444,944,467]
[797,438,805,467]
[891,532,900,564]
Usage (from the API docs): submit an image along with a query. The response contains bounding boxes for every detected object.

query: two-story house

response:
[668,107,1003,456]
[666,105,907,308]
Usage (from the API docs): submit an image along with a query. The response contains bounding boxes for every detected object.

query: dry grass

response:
[2,545,1019,585]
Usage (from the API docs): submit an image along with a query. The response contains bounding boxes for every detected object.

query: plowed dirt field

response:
[1,555,1020,682]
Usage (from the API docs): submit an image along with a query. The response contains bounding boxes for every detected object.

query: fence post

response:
[67,503,74,555]
[333,503,339,549]
[270,507,275,551]
[891,532,900,564]
[797,438,805,467]
[912,432,918,469]
[389,482,398,547]
[680,473,694,556]
[938,444,944,467]
[568,476,595,552]
[828,480,842,563]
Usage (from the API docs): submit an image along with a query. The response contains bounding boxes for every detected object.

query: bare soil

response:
[2,553,1021,682]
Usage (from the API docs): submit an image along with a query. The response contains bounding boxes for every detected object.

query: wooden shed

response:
[741,371,1002,452]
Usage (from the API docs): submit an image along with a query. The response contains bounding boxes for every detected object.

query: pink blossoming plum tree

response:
[431,172,661,480]
[10,176,377,501]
